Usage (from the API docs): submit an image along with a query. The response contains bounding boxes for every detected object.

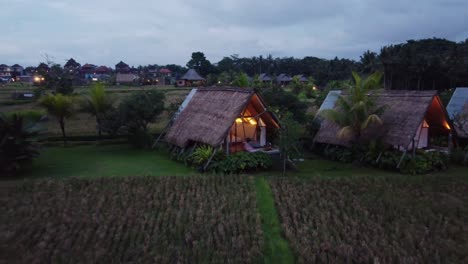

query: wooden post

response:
[225,137,230,156]
[203,146,218,171]
[397,149,407,169]
[376,152,383,163]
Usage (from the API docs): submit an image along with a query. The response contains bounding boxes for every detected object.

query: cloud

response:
[0,0,466,66]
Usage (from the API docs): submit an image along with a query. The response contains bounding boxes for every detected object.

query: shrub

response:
[211,152,272,174]
[6,110,45,122]
[323,146,354,163]
[450,147,468,165]
[400,151,449,175]
[318,144,449,174]
[190,145,215,165]
[0,114,41,177]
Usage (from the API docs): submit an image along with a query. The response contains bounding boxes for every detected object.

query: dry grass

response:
[270,175,467,263]
[1,176,263,263]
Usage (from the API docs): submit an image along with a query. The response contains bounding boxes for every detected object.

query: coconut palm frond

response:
[361,114,383,129]
[373,104,388,116]
[363,71,383,91]
[337,126,354,139]
[336,96,352,112]
[319,109,343,125]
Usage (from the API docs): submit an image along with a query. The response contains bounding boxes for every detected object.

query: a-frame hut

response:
[446,87,468,143]
[166,88,280,154]
[314,90,452,151]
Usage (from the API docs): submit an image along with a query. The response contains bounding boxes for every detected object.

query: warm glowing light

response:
[249,118,257,125]
[33,76,40,82]
[235,118,243,123]
[92,77,98,81]
[41,77,45,81]
[444,122,451,130]
[312,86,317,90]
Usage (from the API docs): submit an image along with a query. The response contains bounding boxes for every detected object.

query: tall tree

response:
[40,94,75,146]
[232,72,249,87]
[320,72,386,143]
[186,52,214,76]
[81,83,114,139]
[278,112,301,176]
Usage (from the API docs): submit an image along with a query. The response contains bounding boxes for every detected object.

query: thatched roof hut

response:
[180,69,205,81]
[276,73,292,83]
[295,74,308,82]
[177,69,205,87]
[259,73,272,82]
[314,90,451,150]
[446,87,468,138]
[166,88,279,151]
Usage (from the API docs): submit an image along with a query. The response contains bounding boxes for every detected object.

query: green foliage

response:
[0,113,41,177]
[6,110,45,122]
[325,79,353,90]
[232,72,249,87]
[288,76,304,94]
[119,90,165,133]
[450,147,468,166]
[380,38,468,91]
[278,112,301,175]
[81,83,114,138]
[323,146,354,163]
[106,90,165,148]
[40,63,74,94]
[254,177,295,263]
[190,145,215,165]
[211,152,272,174]
[319,143,449,175]
[100,109,126,136]
[261,87,308,122]
[39,93,75,146]
[320,71,385,143]
[186,51,214,76]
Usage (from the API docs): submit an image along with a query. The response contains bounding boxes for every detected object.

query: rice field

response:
[270,175,468,263]
[0,176,263,263]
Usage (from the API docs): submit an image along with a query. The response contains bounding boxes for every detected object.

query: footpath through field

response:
[255,176,295,263]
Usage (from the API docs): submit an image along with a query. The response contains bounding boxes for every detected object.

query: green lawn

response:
[18,144,195,179]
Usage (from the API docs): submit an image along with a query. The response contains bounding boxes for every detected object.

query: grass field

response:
[0,84,191,137]
[2,144,467,262]
[18,145,195,179]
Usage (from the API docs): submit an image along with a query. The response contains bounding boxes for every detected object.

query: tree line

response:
[186,38,468,90]
[31,38,468,91]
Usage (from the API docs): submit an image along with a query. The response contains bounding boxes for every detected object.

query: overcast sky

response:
[1,0,467,67]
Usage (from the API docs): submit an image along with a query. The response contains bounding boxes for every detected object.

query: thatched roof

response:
[181,69,205,81]
[446,87,468,138]
[259,73,272,81]
[276,73,292,82]
[314,90,450,149]
[166,88,278,148]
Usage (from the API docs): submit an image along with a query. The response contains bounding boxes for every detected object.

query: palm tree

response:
[40,94,75,146]
[320,71,386,143]
[82,83,113,138]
